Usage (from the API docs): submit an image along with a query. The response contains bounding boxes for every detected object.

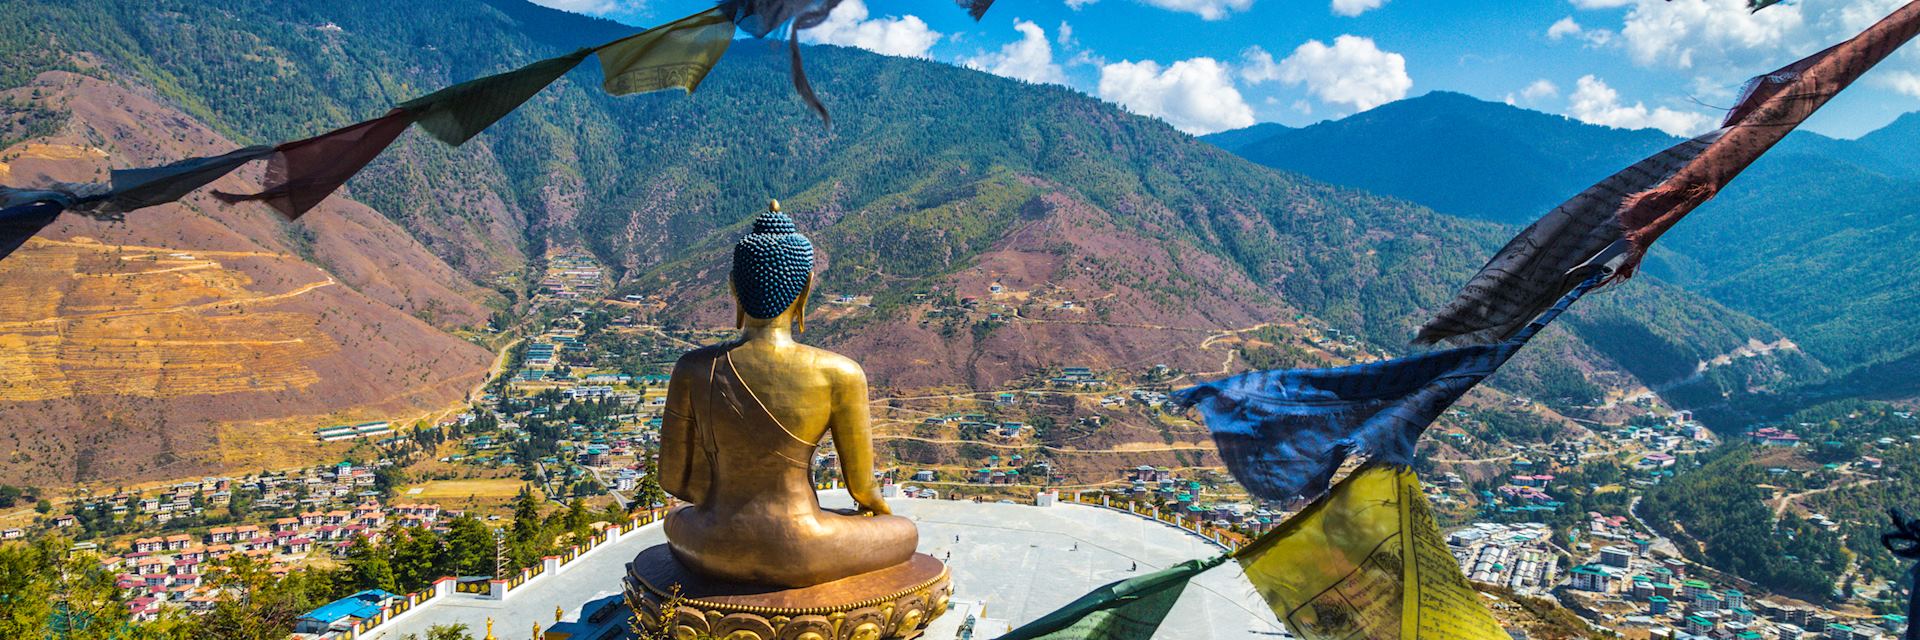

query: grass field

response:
[397,477,537,516]
[403,478,529,500]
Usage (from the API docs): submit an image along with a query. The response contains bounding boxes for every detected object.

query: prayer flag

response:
[957,0,998,20]
[1412,132,1714,346]
[1175,275,1602,502]
[597,9,737,97]
[401,49,594,146]
[1235,465,1509,640]
[90,145,274,215]
[1417,0,1920,346]
[213,110,417,219]
[1750,0,1785,12]
[0,190,72,262]
[716,0,840,39]
[712,0,996,125]
[998,555,1229,640]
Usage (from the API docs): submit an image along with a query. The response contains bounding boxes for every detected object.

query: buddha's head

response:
[732,199,814,331]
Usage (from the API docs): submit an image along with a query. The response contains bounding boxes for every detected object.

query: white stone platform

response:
[371,493,1286,639]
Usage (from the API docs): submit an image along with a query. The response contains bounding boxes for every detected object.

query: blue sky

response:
[535,0,1920,138]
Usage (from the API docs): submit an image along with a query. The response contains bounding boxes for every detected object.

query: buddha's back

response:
[656,207,918,589]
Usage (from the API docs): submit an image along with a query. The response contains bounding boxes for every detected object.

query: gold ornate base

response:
[624,545,951,640]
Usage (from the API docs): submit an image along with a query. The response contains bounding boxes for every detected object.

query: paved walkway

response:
[373,494,1286,639]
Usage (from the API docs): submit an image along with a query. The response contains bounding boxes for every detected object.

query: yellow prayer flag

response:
[596,8,736,96]
[1235,465,1510,640]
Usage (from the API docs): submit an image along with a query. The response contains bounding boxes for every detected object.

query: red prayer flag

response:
[213,110,417,219]
[1617,0,1920,271]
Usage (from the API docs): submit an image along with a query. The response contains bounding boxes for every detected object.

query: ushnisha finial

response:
[769,198,781,213]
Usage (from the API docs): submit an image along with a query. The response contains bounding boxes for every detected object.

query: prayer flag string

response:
[0,2,996,259]
[1416,0,1920,346]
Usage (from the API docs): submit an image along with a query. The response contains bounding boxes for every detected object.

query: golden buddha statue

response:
[656,200,918,589]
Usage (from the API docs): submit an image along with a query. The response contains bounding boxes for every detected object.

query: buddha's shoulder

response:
[798,345,866,381]
[673,342,739,369]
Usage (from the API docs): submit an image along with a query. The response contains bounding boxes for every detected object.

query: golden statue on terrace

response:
[627,201,948,640]
[658,200,918,587]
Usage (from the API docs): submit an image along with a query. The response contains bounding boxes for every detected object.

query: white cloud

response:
[1567,74,1712,135]
[1238,46,1282,84]
[1880,70,1920,98]
[1138,0,1254,20]
[962,20,1068,85]
[802,0,942,59]
[1273,35,1412,112]
[1617,0,1804,69]
[1066,0,1099,9]
[1505,79,1560,105]
[1548,16,1614,46]
[526,0,645,17]
[1330,0,1387,17]
[1097,57,1256,134]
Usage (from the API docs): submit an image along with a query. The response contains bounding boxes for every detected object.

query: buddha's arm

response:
[828,362,890,515]
[657,359,704,504]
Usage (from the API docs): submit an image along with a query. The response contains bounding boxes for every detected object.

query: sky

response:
[527,0,1920,138]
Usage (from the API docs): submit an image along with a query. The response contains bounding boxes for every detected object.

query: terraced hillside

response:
[0,71,494,486]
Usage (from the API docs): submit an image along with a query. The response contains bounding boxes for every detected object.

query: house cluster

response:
[970,454,1035,485]
[1565,541,1901,640]
[1047,366,1105,390]
[536,251,606,302]
[1747,427,1804,447]
[1446,521,1558,596]
[108,496,453,621]
[1483,471,1563,515]
[314,421,395,443]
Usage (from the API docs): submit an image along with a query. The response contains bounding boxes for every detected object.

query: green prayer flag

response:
[998,555,1229,640]
[597,8,736,96]
[399,49,594,146]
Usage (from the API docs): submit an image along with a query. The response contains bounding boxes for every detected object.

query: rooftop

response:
[302,589,403,625]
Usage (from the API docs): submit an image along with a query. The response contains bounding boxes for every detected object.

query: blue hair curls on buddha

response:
[732,199,814,329]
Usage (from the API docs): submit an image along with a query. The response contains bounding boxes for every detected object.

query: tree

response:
[440,516,496,577]
[192,555,340,640]
[407,624,477,640]
[391,527,441,592]
[510,486,542,545]
[634,458,666,511]
[344,534,397,593]
[564,497,590,541]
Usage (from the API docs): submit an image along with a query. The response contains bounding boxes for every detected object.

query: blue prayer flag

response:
[1173,274,1603,502]
[0,200,68,262]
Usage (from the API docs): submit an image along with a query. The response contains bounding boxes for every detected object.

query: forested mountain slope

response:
[1207,92,1920,406]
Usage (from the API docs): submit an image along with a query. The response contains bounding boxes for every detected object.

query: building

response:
[1681,579,1711,601]
[1599,546,1633,568]
[1569,565,1616,592]
[1747,427,1802,447]
[293,589,404,636]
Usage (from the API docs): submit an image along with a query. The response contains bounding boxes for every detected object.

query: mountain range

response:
[1207,93,1920,414]
[0,0,1837,486]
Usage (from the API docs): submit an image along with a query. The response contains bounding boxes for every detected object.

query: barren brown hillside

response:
[0,71,495,487]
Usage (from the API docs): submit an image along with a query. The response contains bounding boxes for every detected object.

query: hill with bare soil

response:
[0,71,494,486]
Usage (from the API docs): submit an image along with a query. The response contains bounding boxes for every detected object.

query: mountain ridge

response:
[1205,91,1920,407]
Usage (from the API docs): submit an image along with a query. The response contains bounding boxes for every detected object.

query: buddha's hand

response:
[855,491,893,516]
